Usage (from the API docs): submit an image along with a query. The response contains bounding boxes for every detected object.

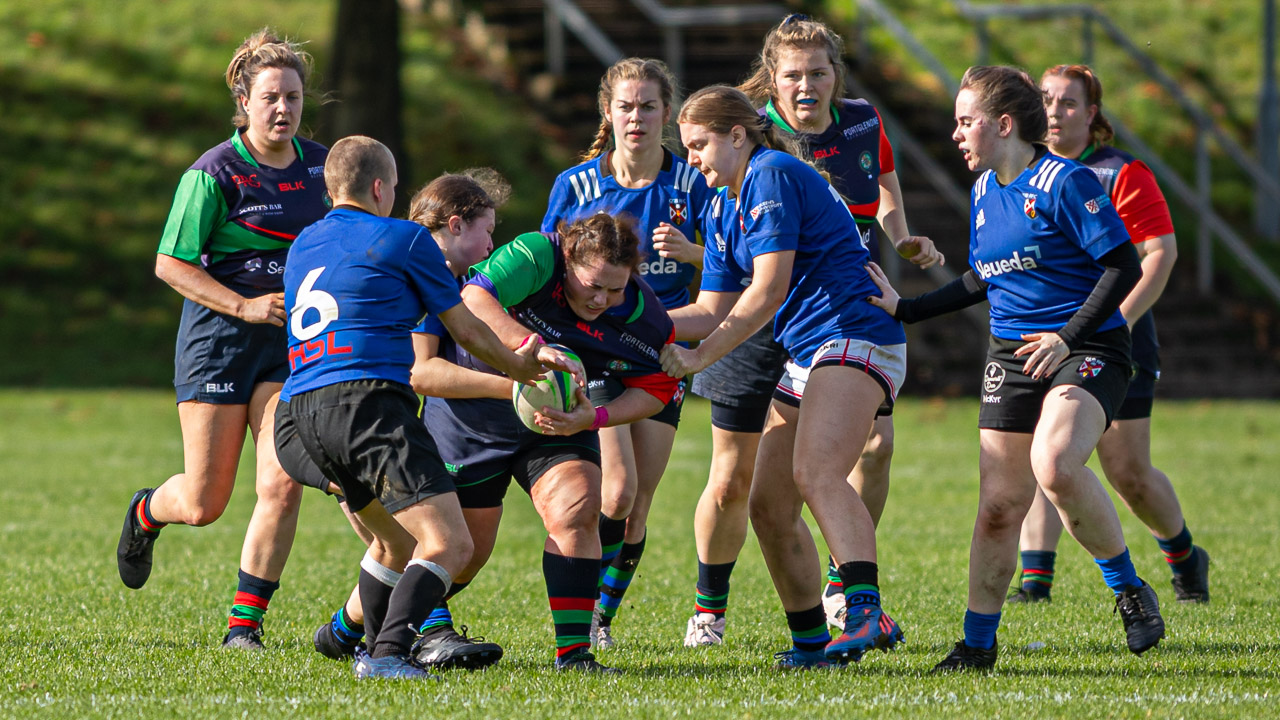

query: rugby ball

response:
[512,344,580,433]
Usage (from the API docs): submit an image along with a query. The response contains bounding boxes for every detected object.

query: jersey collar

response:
[230,130,305,169]
[1077,142,1099,162]
[764,99,839,136]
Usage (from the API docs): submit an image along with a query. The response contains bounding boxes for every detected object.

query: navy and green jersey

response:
[701,147,905,366]
[466,232,678,403]
[157,131,329,295]
[542,148,712,309]
[764,98,894,263]
[969,148,1131,341]
[282,207,462,396]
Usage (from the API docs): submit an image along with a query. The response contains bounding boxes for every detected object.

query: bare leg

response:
[969,430,1038,614]
[1096,417,1185,539]
[694,426,760,565]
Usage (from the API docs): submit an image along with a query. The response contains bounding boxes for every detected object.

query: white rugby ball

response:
[512,344,580,433]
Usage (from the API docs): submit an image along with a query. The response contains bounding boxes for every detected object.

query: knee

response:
[975,486,1034,538]
[708,464,754,508]
[600,479,637,520]
[437,534,474,577]
[256,469,304,509]
[1030,452,1080,498]
[544,496,601,541]
[173,496,229,527]
[747,493,790,538]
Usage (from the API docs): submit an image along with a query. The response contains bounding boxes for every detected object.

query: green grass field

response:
[2,392,1278,718]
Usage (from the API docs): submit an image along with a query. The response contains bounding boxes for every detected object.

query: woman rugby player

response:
[866,66,1166,671]
[116,29,326,649]
[542,57,713,649]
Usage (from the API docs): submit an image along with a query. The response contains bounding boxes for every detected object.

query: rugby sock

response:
[136,489,166,533]
[1019,550,1056,597]
[824,556,842,598]
[963,609,1001,650]
[329,604,364,647]
[357,554,402,650]
[1095,547,1142,594]
[836,561,881,611]
[1156,524,1196,574]
[543,551,597,660]
[418,580,470,634]
[597,534,645,627]
[694,560,735,618]
[598,514,627,580]
[785,604,831,653]
[373,560,449,658]
[226,570,278,638]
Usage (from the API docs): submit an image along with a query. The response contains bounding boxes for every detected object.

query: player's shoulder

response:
[1022,151,1093,196]
[1083,144,1136,167]
[552,155,603,184]
[188,135,245,177]
[660,148,705,195]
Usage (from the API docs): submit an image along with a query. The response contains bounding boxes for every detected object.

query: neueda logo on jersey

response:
[975,245,1041,280]
[641,257,680,275]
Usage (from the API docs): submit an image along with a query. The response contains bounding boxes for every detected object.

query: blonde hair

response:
[739,14,847,108]
[225,28,314,128]
[408,168,511,231]
[582,58,678,161]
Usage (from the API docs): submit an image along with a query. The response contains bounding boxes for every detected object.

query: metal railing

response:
[854,0,1280,305]
[543,0,787,81]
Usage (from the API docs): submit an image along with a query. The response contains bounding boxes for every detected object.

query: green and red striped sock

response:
[1156,524,1195,572]
[694,560,735,618]
[544,551,597,659]
[227,569,278,637]
[1019,550,1056,596]
[136,489,166,533]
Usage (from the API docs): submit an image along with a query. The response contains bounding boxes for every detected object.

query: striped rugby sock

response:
[598,514,627,581]
[694,560,735,618]
[786,604,831,653]
[597,535,645,626]
[1155,524,1195,573]
[1019,550,1056,596]
[136,489,166,533]
[544,551,597,659]
[227,569,279,637]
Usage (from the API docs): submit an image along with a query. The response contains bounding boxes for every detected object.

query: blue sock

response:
[963,609,1001,650]
[1095,548,1142,594]
[418,604,454,633]
[331,605,364,644]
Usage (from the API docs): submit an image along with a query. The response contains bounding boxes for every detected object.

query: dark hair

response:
[225,28,313,129]
[560,213,642,273]
[1041,64,1115,146]
[583,58,678,161]
[324,135,395,200]
[408,168,511,231]
[959,65,1048,144]
[739,14,848,107]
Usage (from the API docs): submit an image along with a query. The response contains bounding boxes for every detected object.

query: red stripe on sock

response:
[548,597,595,612]
[228,617,258,629]
[556,641,591,658]
[233,591,269,609]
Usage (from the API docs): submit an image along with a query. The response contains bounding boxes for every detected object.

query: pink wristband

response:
[518,333,542,350]
[591,406,609,430]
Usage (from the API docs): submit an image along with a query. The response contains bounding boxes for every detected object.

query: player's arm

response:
[1121,233,1176,326]
[155,254,285,325]
[876,171,943,269]
[409,332,513,400]
[652,223,703,269]
[155,169,283,324]
[667,288,739,341]
[661,250,790,377]
[436,302,548,387]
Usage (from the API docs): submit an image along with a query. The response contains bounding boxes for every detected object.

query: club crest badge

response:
[983,362,1006,393]
[1085,198,1100,214]
[1024,197,1037,219]
[668,198,688,224]
[1078,356,1105,379]
[859,151,873,173]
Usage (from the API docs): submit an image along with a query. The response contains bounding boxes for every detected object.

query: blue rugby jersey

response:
[969,149,1132,340]
[542,149,712,309]
[466,232,678,403]
[158,131,329,295]
[699,147,905,365]
[283,208,462,395]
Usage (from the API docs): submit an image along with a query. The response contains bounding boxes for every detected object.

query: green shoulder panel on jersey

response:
[156,169,228,263]
[471,232,557,308]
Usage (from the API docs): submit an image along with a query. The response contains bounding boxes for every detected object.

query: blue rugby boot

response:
[353,648,440,680]
[774,647,837,670]
[825,606,904,663]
